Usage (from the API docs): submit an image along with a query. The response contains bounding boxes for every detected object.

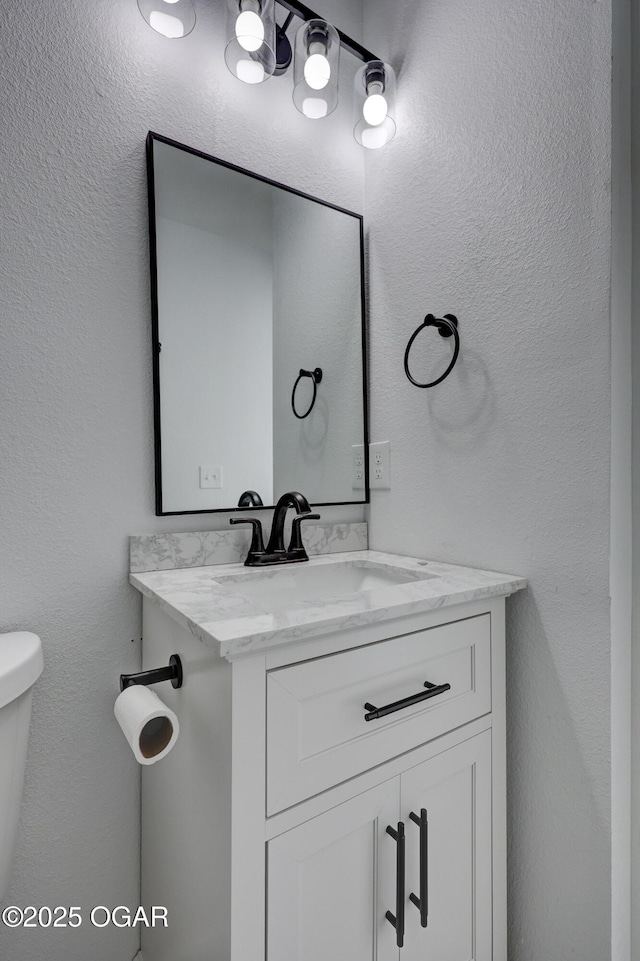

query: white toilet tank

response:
[0,632,43,901]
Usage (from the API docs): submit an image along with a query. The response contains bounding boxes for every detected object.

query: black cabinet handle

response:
[385,821,405,948]
[409,808,429,927]
[364,681,451,722]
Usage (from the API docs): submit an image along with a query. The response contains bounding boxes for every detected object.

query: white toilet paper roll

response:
[114,685,179,765]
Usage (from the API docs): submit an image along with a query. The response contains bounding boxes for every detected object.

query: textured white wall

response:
[363,2,613,959]
[0,1,362,959]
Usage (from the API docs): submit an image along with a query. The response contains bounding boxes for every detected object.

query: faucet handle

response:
[288,512,321,556]
[230,517,265,564]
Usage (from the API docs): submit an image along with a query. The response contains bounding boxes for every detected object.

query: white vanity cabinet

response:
[138,592,509,961]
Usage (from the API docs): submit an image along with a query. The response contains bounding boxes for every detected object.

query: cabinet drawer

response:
[266,614,491,814]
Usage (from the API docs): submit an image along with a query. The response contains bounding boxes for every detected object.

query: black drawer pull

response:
[409,808,429,927]
[385,821,405,948]
[364,681,451,722]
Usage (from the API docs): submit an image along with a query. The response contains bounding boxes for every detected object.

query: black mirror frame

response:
[146,131,369,516]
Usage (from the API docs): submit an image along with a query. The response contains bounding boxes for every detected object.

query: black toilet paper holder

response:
[119,654,183,692]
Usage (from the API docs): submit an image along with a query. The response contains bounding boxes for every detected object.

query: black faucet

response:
[230,491,320,566]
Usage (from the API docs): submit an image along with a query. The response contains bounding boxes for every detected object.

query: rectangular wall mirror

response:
[146,133,369,515]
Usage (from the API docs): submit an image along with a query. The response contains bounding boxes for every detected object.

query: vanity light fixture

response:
[224,0,277,84]
[292,19,339,119]
[137,0,196,38]
[353,60,397,150]
[136,0,397,147]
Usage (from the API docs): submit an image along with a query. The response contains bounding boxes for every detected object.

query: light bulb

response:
[302,97,328,119]
[235,10,264,52]
[363,93,388,127]
[304,52,330,90]
[236,59,265,83]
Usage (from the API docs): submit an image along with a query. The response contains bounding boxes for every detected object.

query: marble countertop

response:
[130,550,526,659]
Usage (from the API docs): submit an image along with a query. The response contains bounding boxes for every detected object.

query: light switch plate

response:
[200,465,223,489]
[369,441,391,489]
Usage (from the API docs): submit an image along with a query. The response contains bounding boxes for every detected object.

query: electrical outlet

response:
[369,441,390,489]
[352,444,365,490]
[199,465,223,489]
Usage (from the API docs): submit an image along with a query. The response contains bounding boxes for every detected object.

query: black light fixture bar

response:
[275,0,379,63]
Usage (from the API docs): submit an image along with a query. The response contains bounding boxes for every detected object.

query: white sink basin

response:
[212,560,435,613]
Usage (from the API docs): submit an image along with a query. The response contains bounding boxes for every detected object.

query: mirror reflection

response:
[147,133,368,514]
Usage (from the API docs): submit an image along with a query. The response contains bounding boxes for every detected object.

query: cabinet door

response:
[401,730,493,961]
[267,779,401,961]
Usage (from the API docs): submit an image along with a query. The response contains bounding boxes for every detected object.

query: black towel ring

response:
[237,490,264,508]
[292,367,323,419]
[404,314,459,388]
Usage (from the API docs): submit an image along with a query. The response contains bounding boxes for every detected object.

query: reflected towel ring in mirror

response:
[291,367,323,418]
[237,490,264,508]
[404,314,460,389]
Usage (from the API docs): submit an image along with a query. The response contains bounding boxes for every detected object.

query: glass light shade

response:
[137,0,196,38]
[292,20,340,119]
[354,60,397,149]
[225,0,276,84]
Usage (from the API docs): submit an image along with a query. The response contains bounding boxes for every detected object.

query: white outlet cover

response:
[369,441,390,490]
